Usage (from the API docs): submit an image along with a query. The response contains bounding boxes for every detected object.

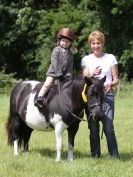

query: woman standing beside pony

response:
[81,30,120,158]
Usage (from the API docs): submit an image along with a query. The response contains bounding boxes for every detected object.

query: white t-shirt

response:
[81,53,117,85]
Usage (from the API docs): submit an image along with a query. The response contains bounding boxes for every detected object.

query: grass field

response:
[0,84,133,177]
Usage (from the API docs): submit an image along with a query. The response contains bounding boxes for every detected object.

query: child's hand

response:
[58,75,65,82]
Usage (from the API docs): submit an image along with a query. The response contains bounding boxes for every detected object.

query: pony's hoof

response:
[14,152,19,156]
[55,158,61,162]
[67,158,73,161]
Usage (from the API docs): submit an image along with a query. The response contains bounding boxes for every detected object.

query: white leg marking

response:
[50,113,68,161]
[14,139,19,156]
[54,122,67,162]
[67,144,74,161]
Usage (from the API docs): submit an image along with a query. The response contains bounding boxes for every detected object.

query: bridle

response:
[82,83,104,139]
[82,83,104,121]
[82,84,101,110]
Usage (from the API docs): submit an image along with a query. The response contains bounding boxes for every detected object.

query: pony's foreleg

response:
[13,139,19,156]
[54,122,66,162]
[67,122,80,161]
[67,144,74,161]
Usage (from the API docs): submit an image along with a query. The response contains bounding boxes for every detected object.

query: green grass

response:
[0,87,133,177]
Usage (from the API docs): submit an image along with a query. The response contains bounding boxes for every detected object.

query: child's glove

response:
[58,75,65,82]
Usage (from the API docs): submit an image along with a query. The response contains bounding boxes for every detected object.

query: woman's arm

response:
[104,64,119,93]
[111,64,119,86]
[82,66,90,77]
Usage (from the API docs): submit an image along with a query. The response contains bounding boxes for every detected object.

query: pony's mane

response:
[72,75,85,103]
[47,75,85,105]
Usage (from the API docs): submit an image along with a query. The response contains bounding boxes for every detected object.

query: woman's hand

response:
[104,83,112,93]
[82,66,102,78]
[93,66,102,76]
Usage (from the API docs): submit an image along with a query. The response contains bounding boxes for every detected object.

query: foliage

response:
[0,70,16,94]
[119,41,133,81]
[0,0,133,80]
[0,70,16,87]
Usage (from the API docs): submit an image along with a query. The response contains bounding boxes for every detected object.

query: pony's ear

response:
[84,77,92,86]
[84,76,88,83]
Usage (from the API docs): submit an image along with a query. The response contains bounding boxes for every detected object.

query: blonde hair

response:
[88,30,105,46]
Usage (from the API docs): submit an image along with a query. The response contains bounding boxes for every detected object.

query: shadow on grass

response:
[31,148,133,161]
[119,152,133,161]
[31,148,89,160]
[99,152,133,161]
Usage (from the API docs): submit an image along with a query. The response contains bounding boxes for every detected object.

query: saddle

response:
[34,78,72,121]
[34,77,72,108]
[34,84,56,108]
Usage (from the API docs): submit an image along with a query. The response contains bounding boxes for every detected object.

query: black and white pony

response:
[6,75,105,161]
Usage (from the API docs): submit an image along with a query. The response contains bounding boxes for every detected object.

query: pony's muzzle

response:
[90,105,103,121]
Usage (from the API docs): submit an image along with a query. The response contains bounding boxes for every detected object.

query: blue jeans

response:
[88,91,119,158]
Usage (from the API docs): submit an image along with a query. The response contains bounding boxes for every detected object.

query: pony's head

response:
[84,76,106,120]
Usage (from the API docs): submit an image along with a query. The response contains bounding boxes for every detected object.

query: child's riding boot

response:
[34,84,49,108]
[34,96,44,108]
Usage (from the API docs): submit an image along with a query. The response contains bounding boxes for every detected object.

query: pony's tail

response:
[6,91,21,146]
[6,111,25,147]
[6,109,16,145]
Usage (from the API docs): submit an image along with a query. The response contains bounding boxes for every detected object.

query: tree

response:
[0,0,133,80]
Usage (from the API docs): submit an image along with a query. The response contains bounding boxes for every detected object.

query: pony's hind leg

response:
[6,113,32,155]
[22,125,33,153]
[6,113,21,155]
[14,139,19,155]
[12,120,32,155]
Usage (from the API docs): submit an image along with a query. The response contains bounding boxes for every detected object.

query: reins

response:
[66,106,86,121]
[57,79,104,139]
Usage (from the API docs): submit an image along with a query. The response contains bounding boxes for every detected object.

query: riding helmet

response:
[57,28,76,41]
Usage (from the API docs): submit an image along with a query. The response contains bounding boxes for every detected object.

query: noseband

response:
[89,103,100,109]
